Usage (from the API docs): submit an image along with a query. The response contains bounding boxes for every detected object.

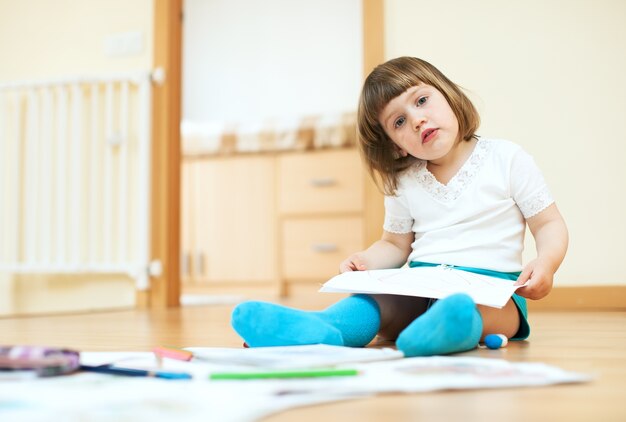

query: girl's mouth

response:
[421,128,438,144]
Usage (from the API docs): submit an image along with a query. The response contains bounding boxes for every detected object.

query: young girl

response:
[231,57,568,357]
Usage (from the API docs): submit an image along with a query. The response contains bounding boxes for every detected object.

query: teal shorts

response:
[409,261,530,341]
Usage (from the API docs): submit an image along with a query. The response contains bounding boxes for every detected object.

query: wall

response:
[384,0,626,286]
[0,0,153,80]
[0,0,154,315]
[182,0,363,123]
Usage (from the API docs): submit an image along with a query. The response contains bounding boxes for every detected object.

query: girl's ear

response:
[394,146,408,159]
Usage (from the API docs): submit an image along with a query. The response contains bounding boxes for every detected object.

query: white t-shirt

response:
[383,138,554,273]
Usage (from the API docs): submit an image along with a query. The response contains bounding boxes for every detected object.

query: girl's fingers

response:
[514,266,533,286]
[340,255,367,273]
[340,259,359,273]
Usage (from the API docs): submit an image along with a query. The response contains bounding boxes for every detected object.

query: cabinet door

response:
[193,156,277,283]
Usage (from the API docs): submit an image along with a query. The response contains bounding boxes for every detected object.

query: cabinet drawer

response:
[282,217,364,280]
[278,149,364,214]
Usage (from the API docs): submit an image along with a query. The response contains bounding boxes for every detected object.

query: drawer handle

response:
[311,243,338,253]
[309,177,337,187]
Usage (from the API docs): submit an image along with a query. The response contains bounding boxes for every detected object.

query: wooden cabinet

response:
[181,147,383,298]
[277,148,382,295]
[181,155,278,293]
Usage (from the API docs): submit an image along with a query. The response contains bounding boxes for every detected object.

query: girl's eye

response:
[416,96,428,106]
[393,116,406,129]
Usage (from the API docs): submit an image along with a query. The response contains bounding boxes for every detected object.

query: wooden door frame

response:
[362,0,385,77]
[136,0,183,308]
[362,0,386,247]
[140,0,385,308]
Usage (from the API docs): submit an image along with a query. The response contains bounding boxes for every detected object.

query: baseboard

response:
[527,286,626,311]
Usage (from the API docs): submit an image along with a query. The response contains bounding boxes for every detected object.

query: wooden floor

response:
[1,298,625,422]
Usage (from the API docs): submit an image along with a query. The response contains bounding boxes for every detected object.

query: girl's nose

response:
[411,112,426,131]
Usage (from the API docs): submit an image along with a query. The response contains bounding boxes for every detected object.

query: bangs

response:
[360,69,423,127]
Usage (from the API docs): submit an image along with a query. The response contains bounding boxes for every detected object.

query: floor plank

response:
[1,301,624,421]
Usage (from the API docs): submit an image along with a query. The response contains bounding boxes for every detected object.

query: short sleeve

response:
[510,148,554,218]
[383,194,414,233]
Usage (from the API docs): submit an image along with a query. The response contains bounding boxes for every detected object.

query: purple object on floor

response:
[0,345,80,376]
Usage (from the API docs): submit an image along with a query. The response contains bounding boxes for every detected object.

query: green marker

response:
[209,368,359,380]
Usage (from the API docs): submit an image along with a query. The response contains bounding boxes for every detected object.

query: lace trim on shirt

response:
[518,185,554,218]
[407,139,493,203]
[383,215,413,233]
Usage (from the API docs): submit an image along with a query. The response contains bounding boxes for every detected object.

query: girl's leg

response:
[369,294,430,341]
[477,300,520,340]
[396,294,520,357]
[230,294,381,347]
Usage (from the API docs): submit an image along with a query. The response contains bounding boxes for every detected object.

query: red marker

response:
[152,346,194,361]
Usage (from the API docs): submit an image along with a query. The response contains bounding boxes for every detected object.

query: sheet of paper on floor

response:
[186,344,404,368]
[0,347,591,422]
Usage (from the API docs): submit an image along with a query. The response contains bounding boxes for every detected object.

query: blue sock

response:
[314,294,381,347]
[396,293,482,357]
[231,294,380,348]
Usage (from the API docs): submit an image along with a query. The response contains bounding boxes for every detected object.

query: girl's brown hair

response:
[357,57,480,195]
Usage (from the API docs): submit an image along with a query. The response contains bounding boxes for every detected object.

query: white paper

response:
[266,355,593,398]
[186,344,404,369]
[319,266,524,308]
[0,352,590,422]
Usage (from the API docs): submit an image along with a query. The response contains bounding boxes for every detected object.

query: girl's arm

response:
[515,203,569,300]
[339,231,414,273]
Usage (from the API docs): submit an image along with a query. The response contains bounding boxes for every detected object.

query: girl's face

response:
[379,84,460,164]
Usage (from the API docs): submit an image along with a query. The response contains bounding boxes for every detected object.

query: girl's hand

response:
[339,253,369,273]
[338,234,414,274]
[518,204,568,301]
[514,258,555,300]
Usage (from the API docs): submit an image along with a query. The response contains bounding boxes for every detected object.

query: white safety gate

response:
[0,72,155,289]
